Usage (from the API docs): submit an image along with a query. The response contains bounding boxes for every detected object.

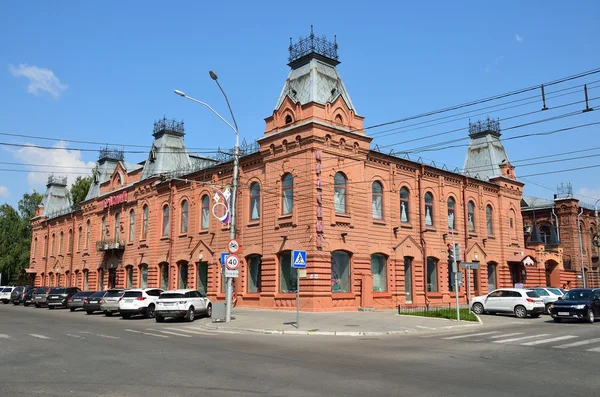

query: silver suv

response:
[532,287,562,314]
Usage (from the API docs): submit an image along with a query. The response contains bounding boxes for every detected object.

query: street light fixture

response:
[173,71,240,323]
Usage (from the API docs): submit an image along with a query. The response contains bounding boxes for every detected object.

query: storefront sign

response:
[103,191,128,209]
[315,150,323,248]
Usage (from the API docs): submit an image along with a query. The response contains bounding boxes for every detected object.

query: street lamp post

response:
[174,71,239,323]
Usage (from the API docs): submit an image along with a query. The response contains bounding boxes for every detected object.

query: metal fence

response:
[398,303,470,316]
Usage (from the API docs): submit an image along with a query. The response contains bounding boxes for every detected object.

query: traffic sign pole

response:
[296,270,300,329]
[291,250,306,329]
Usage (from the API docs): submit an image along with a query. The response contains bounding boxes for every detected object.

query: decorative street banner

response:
[212,187,231,225]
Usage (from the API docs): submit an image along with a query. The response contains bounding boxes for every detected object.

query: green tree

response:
[0,204,29,284]
[18,191,43,221]
[70,175,92,209]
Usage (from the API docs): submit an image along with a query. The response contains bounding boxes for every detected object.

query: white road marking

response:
[29,334,51,340]
[416,325,437,330]
[167,328,217,336]
[124,329,169,338]
[147,329,192,338]
[521,335,578,346]
[489,333,523,339]
[586,346,600,352]
[65,334,84,339]
[554,338,600,349]
[0,334,12,339]
[80,331,121,340]
[492,334,550,344]
[442,331,500,340]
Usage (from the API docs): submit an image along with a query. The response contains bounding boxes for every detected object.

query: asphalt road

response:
[1,304,598,397]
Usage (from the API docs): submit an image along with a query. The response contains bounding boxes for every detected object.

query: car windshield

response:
[526,291,540,298]
[535,289,549,296]
[49,288,65,294]
[105,290,124,297]
[122,291,142,298]
[89,291,105,298]
[562,290,591,300]
[547,288,563,296]
[73,291,94,298]
[160,293,185,299]
[34,288,47,294]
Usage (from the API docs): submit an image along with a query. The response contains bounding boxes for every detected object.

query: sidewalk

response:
[208,308,481,336]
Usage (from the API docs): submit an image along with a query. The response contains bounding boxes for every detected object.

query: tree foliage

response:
[70,176,92,209]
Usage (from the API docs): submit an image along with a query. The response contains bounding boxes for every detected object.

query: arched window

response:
[424,192,434,227]
[59,231,64,254]
[83,269,89,291]
[201,195,210,229]
[142,205,149,239]
[44,235,48,257]
[400,187,409,223]
[86,220,91,248]
[129,210,135,242]
[468,201,476,232]
[426,257,438,292]
[114,212,121,241]
[250,183,260,220]
[372,181,383,220]
[370,254,387,292]
[101,216,106,240]
[179,262,188,289]
[162,205,169,236]
[181,200,188,233]
[331,251,351,292]
[590,227,597,255]
[33,237,38,257]
[447,197,456,230]
[78,226,83,251]
[68,229,72,252]
[248,255,262,293]
[540,224,551,246]
[334,172,347,214]
[51,233,56,256]
[487,262,497,291]
[279,251,297,292]
[282,173,294,215]
[509,209,516,237]
[285,114,293,124]
[486,205,493,235]
[160,263,169,289]
[140,264,148,288]
[126,266,133,289]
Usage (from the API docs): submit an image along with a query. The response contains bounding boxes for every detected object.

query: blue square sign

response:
[292,250,307,269]
[220,252,229,266]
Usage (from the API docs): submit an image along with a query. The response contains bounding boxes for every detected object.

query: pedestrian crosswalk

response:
[439,330,600,352]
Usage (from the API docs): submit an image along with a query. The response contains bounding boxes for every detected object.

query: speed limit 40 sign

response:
[225,254,240,270]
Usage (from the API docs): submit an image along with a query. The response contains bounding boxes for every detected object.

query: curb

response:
[206,324,420,336]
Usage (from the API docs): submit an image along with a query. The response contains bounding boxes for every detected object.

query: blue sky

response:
[1,1,600,207]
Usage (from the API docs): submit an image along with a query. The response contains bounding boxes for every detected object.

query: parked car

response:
[47,287,82,309]
[100,289,125,316]
[32,286,52,308]
[532,287,562,314]
[83,291,107,314]
[23,288,34,307]
[118,288,163,319]
[0,287,15,304]
[470,288,545,318]
[66,291,96,311]
[155,289,212,322]
[10,286,33,305]
[549,288,600,323]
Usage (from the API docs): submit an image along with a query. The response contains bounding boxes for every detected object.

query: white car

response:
[118,288,163,319]
[532,287,563,314]
[0,287,15,304]
[470,288,545,318]
[155,289,212,323]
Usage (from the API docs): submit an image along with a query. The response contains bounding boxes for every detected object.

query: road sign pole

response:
[467,265,471,304]
[452,228,460,322]
[296,270,300,329]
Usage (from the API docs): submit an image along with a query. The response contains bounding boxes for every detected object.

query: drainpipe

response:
[44,222,50,286]
[418,165,428,303]
[577,208,586,288]
[462,179,469,302]
[169,180,175,290]
[551,209,560,242]
[69,214,75,287]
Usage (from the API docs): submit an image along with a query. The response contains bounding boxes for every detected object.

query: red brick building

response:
[27,34,553,311]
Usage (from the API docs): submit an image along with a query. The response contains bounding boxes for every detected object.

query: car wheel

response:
[35,304,40,308]
[86,310,94,315]
[146,304,155,319]
[186,307,195,322]
[514,305,527,318]
[545,304,552,315]
[206,304,212,318]
[104,311,113,317]
[155,315,165,323]
[69,308,75,312]
[553,317,562,323]
[122,313,131,319]
[471,302,484,315]
[586,309,595,324]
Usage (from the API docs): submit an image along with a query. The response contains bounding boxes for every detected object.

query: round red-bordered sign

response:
[225,254,240,270]
[227,239,241,254]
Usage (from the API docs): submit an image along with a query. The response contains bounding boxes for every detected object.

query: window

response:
[180,200,188,233]
[160,263,169,289]
[282,173,294,215]
[142,205,149,239]
[51,234,56,256]
[114,212,121,241]
[162,205,169,236]
[78,227,82,251]
[179,262,188,289]
[372,181,383,219]
[101,216,106,240]
[129,210,135,242]
[447,197,456,230]
[33,237,38,257]
[197,262,208,295]
[44,235,47,256]
[487,262,496,291]
[201,195,209,229]
[509,209,516,235]
[370,254,387,292]
[279,251,297,293]
[468,201,476,233]
[540,224,551,246]
[84,270,89,291]
[68,229,72,252]
[248,255,261,293]
[400,187,409,223]
[59,232,64,254]
[486,205,493,235]
[140,264,148,288]
[334,172,347,214]
[126,267,133,289]
[331,251,351,292]
[591,227,597,255]
[426,257,438,292]
[86,220,90,249]
[250,183,260,220]
[285,115,293,124]
[424,192,434,227]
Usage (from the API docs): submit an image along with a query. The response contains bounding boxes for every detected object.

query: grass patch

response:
[307,329,319,332]
[400,307,478,322]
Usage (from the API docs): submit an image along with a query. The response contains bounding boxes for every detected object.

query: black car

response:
[66,291,96,312]
[23,288,34,307]
[32,286,52,308]
[47,287,82,309]
[550,288,600,323]
[10,286,33,305]
[83,291,106,314]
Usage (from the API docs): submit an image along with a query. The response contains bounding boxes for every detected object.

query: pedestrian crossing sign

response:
[292,250,307,269]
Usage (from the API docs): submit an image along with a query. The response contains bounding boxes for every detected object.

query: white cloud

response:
[0,186,8,198]
[12,141,95,191]
[9,64,68,98]
[576,187,600,202]
[515,34,523,43]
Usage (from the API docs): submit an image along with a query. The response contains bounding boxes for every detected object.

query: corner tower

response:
[463,118,514,180]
